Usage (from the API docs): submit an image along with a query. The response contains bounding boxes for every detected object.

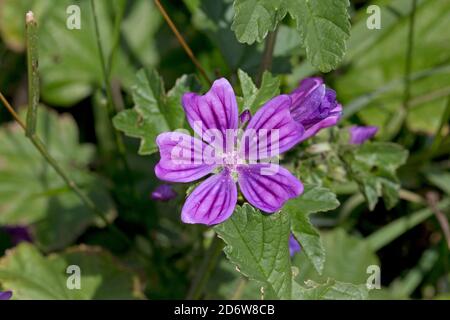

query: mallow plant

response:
[3,0,438,301]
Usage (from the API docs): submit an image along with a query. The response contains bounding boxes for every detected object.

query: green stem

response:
[186,234,224,299]
[403,0,417,110]
[25,12,39,137]
[385,0,417,138]
[366,198,450,251]
[256,29,278,87]
[107,0,126,79]
[89,0,135,192]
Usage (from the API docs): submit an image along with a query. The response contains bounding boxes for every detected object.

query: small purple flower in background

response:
[289,234,301,257]
[239,109,252,125]
[349,126,378,144]
[2,225,32,245]
[151,184,177,202]
[0,291,12,300]
[289,77,342,141]
[155,78,305,225]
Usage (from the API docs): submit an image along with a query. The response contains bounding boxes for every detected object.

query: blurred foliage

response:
[0,243,143,299]
[0,107,115,251]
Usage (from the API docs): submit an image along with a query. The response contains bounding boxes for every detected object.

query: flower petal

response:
[181,169,237,225]
[301,102,342,141]
[290,77,325,125]
[239,109,252,125]
[240,95,304,160]
[237,164,303,212]
[151,184,177,201]
[155,132,217,183]
[0,291,12,300]
[349,125,378,144]
[2,225,32,245]
[182,78,238,149]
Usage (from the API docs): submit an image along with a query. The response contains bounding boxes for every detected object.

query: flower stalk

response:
[25,11,39,137]
[257,28,278,86]
[154,0,212,85]
[89,0,135,193]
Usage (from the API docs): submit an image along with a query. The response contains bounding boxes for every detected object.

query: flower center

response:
[222,150,241,171]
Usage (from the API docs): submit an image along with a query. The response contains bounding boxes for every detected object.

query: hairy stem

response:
[25,11,39,137]
[154,0,211,85]
[187,234,224,299]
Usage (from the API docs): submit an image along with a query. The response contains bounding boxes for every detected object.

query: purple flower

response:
[289,77,342,141]
[2,225,32,245]
[0,291,12,300]
[155,78,305,225]
[349,126,378,144]
[239,109,252,125]
[289,234,301,257]
[151,184,177,201]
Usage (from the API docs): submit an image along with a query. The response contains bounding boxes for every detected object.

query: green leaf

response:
[292,278,368,300]
[121,0,162,68]
[39,0,135,106]
[0,243,143,299]
[341,142,408,210]
[214,204,292,299]
[231,0,286,44]
[0,107,115,251]
[284,185,339,275]
[237,69,280,114]
[113,70,198,155]
[286,0,350,72]
[186,0,291,74]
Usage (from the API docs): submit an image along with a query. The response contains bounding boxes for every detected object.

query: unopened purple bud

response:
[2,225,32,245]
[0,291,12,300]
[289,233,301,257]
[289,77,342,141]
[349,126,378,144]
[239,109,252,125]
[151,184,177,201]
